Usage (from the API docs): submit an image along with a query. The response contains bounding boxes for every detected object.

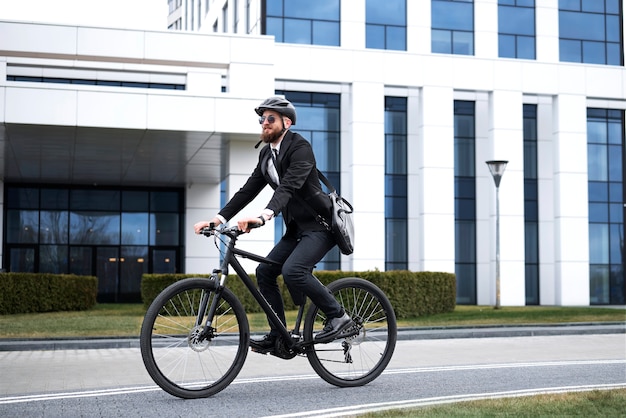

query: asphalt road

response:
[0,332,624,417]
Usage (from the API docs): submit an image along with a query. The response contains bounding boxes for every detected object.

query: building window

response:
[587,108,625,305]
[275,91,341,269]
[264,0,340,46]
[384,97,408,270]
[523,104,539,305]
[454,100,476,304]
[432,0,474,55]
[366,0,406,51]
[498,0,536,59]
[559,0,622,65]
[4,186,184,303]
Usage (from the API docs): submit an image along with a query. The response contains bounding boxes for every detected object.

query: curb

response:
[1,322,624,351]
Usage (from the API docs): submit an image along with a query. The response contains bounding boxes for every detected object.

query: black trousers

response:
[255,229,342,337]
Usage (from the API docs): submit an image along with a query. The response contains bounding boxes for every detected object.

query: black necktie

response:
[269,148,279,183]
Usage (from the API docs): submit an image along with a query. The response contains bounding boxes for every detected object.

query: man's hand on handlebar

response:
[194,218,221,234]
[237,216,264,233]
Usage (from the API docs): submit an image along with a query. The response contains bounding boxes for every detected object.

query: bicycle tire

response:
[304,277,397,387]
[140,278,249,399]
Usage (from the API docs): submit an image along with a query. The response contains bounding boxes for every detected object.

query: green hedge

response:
[141,270,456,319]
[0,273,98,314]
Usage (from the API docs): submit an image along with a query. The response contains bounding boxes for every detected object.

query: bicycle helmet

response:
[255,96,297,125]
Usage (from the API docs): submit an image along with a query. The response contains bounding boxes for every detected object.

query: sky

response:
[0,0,168,30]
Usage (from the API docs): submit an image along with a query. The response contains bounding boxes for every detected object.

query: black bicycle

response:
[140,224,397,399]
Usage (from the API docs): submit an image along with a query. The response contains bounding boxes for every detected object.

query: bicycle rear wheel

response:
[140,278,249,399]
[304,277,397,387]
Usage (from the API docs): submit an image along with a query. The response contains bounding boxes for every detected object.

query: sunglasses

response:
[258,115,278,124]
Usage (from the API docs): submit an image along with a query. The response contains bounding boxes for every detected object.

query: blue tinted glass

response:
[432,1,473,30]
[606,15,620,42]
[121,213,149,245]
[453,31,473,54]
[589,202,609,222]
[609,182,623,202]
[70,212,120,245]
[150,213,179,245]
[581,0,603,12]
[366,0,406,25]
[151,191,179,212]
[608,121,622,144]
[266,17,283,41]
[366,24,385,49]
[499,34,516,57]
[266,0,283,15]
[40,211,69,243]
[455,177,476,198]
[312,20,339,46]
[499,6,535,35]
[517,36,535,59]
[588,120,607,143]
[560,39,581,62]
[560,11,605,41]
[432,29,452,53]
[589,223,609,263]
[610,203,623,223]
[608,145,622,181]
[455,198,476,220]
[607,43,621,65]
[387,26,407,50]
[284,18,312,44]
[606,0,620,14]
[517,0,535,6]
[284,0,339,20]
[559,0,580,11]
[583,40,606,64]
[588,182,609,201]
[588,144,608,181]
[385,196,408,218]
[385,175,407,195]
[6,210,39,243]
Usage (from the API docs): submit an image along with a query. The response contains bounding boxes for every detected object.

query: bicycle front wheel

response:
[304,277,397,387]
[140,278,249,399]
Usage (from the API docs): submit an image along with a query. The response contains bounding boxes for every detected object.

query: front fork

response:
[196,270,225,341]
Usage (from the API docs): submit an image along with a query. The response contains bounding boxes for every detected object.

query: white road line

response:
[260,384,626,418]
[0,359,624,405]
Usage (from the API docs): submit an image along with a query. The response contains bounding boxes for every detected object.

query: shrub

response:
[0,273,98,314]
[141,270,456,319]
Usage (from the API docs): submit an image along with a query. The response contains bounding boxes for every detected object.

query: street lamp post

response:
[486,160,508,310]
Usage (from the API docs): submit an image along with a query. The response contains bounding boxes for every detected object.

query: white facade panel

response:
[6,86,78,125]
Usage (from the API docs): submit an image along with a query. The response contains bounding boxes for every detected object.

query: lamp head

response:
[486,160,508,188]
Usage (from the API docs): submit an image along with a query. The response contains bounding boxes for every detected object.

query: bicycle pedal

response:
[337,324,359,339]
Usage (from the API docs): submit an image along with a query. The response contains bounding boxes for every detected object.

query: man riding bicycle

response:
[194,96,352,352]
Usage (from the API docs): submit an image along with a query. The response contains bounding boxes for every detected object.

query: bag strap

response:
[315,169,335,193]
[289,169,336,231]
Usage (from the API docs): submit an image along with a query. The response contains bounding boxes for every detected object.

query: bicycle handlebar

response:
[200,221,262,238]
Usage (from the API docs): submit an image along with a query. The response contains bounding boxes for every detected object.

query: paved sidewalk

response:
[0,322,624,351]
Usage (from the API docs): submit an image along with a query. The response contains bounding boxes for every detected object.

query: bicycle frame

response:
[202,226,305,349]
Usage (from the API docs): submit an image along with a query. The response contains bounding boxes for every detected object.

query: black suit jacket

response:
[218,130,332,232]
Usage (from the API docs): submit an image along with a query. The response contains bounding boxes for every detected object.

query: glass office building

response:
[1,0,624,305]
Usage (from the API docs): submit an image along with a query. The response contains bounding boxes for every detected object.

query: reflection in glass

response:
[40,211,69,244]
[122,213,149,245]
[150,213,179,246]
[40,245,68,274]
[70,212,120,245]
[6,210,39,244]
[121,246,148,296]
[70,247,92,276]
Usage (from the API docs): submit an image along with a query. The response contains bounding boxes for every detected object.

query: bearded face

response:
[260,111,285,144]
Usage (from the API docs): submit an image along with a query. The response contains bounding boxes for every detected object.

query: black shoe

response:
[314,312,352,343]
[250,334,276,353]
